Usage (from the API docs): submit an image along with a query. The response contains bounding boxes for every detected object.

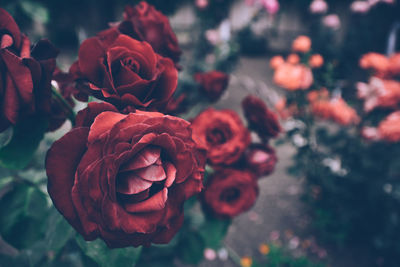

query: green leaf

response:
[177,230,205,264]
[199,216,231,249]
[45,209,75,253]
[76,235,142,267]
[0,116,48,169]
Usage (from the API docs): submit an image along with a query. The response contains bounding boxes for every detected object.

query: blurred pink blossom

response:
[205,29,220,45]
[351,1,371,13]
[196,0,209,9]
[309,0,328,14]
[361,127,380,141]
[261,0,280,14]
[204,248,217,260]
[322,14,341,30]
[245,0,256,5]
[270,230,280,241]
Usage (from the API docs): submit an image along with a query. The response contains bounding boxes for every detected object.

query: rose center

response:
[220,187,240,203]
[122,57,140,73]
[206,125,232,145]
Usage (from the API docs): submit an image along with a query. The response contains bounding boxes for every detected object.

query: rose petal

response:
[164,162,176,187]
[0,8,22,49]
[120,146,161,171]
[134,164,166,182]
[76,102,119,127]
[88,111,127,143]
[78,37,106,85]
[116,172,153,194]
[125,188,168,213]
[46,127,90,237]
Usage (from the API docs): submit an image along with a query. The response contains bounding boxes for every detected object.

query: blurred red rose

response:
[292,36,311,53]
[46,103,206,247]
[118,1,181,64]
[71,28,177,110]
[242,95,281,139]
[194,71,229,102]
[378,111,400,142]
[0,8,58,131]
[191,108,250,165]
[309,54,324,68]
[244,144,277,177]
[201,168,258,218]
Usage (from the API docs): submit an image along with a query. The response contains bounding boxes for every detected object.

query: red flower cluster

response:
[191,95,279,218]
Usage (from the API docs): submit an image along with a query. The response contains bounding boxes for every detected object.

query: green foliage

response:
[76,236,142,267]
[0,117,48,170]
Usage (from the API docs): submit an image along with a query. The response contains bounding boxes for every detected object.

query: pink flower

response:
[309,0,328,14]
[196,0,209,9]
[205,29,220,45]
[350,1,371,13]
[261,0,280,15]
[322,14,341,30]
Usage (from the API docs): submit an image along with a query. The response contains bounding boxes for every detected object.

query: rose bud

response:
[191,108,250,165]
[194,71,229,102]
[242,95,281,139]
[269,55,285,70]
[201,168,258,218]
[287,53,300,64]
[0,8,58,132]
[292,36,311,53]
[118,1,182,64]
[309,54,324,68]
[244,144,277,177]
[46,102,206,247]
[71,29,178,111]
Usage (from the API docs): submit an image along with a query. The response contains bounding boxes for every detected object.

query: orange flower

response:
[359,52,389,77]
[240,257,253,267]
[311,98,359,125]
[287,53,300,64]
[292,35,311,53]
[269,55,285,69]
[309,54,324,68]
[378,111,400,142]
[259,244,270,255]
[273,63,313,90]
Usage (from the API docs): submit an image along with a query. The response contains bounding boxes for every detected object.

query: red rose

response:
[201,168,258,218]
[194,71,229,102]
[118,1,182,64]
[191,108,250,165]
[71,28,178,110]
[0,8,58,131]
[46,102,206,247]
[242,95,281,140]
[244,144,277,177]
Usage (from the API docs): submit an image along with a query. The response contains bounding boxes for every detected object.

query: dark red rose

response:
[194,71,229,102]
[242,95,281,139]
[201,168,258,218]
[0,8,58,131]
[191,108,250,165]
[71,28,178,110]
[244,144,277,177]
[117,1,182,64]
[48,68,76,131]
[46,103,206,247]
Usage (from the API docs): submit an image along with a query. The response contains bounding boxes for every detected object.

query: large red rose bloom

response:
[46,102,206,247]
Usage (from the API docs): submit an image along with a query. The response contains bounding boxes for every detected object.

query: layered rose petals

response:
[201,169,258,218]
[72,29,178,110]
[46,103,206,247]
[194,71,229,102]
[119,1,182,64]
[191,108,251,165]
